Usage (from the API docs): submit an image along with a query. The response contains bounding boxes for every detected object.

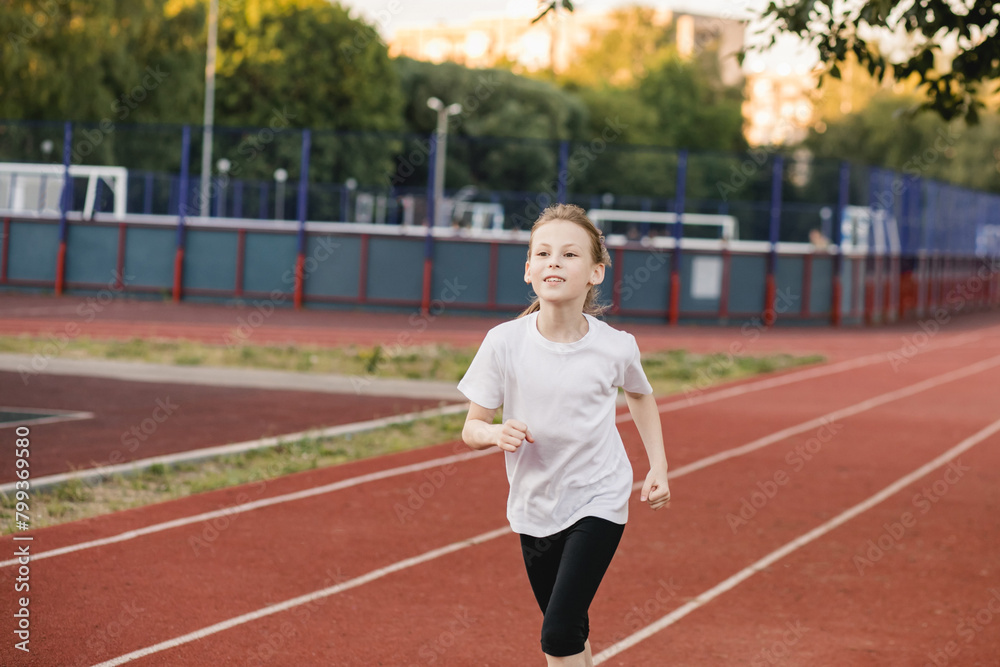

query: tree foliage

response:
[805,91,1000,193]
[757,0,1000,122]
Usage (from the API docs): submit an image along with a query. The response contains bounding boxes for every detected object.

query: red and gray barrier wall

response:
[3,214,998,326]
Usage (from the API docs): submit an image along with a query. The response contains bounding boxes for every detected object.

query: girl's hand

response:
[495,419,534,452]
[641,466,671,510]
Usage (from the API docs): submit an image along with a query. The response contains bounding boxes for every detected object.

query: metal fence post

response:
[173,125,191,303]
[55,121,73,296]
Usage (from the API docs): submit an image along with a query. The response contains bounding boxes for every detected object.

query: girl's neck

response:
[535,305,589,343]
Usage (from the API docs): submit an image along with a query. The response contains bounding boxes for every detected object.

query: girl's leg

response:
[519,529,568,616]
[538,517,625,662]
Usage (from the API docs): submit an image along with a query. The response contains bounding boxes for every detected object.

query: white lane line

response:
[0,446,495,568]
[0,402,471,494]
[84,358,1000,666]
[597,416,1000,663]
[6,351,999,571]
[639,324,999,418]
[86,525,513,666]
[632,352,1000,489]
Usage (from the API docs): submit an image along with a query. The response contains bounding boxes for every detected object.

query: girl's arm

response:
[462,401,534,452]
[625,390,671,509]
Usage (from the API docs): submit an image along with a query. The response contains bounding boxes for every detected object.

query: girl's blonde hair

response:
[518,204,612,319]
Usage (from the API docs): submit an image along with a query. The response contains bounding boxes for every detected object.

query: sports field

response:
[1,294,999,666]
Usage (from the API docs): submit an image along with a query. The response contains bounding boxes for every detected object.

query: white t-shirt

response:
[457,311,653,537]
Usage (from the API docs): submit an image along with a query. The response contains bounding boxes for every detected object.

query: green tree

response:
[393,57,588,193]
[803,91,1000,193]
[757,0,1000,122]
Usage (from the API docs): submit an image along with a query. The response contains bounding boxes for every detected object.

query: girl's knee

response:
[540,617,587,657]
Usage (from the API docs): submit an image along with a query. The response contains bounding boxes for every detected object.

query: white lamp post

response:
[200,0,219,217]
[426,97,462,226]
[274,168,288,220]
[216,158,231,217]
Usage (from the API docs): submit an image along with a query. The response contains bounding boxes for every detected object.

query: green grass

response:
[0,333,824,533]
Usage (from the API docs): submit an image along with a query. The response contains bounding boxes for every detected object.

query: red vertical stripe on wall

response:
[116,223,127,290]
[358,234,369,304]
[1,218,9,283]
[487,242,498,311]
[235,229,246,298]
[55,241,67,295]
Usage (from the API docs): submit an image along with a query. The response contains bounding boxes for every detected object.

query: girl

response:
[457,204,671,666]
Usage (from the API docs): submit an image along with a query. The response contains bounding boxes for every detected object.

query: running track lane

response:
[83,342,1000,665]
[0,371,449,481]
[0,335,996,665]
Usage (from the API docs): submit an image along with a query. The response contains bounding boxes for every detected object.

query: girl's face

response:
[524,220,605,308]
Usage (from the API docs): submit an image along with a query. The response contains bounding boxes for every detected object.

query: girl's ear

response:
[589,263,606,286]
[524,260,532,284]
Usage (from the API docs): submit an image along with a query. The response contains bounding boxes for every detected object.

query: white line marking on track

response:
[83,355,1000,666]
[0,402,471,494]
[87,525,512,667]
[596,415,1000,663]
[632,352,1000,489]
[0,447,495,568]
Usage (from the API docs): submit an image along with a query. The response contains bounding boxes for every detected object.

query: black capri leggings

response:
[519,516,626,657]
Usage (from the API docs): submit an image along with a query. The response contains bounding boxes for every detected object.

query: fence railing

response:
[2,119,998,257]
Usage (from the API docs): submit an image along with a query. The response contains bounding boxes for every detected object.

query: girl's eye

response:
[537,252,548,256]
[565,253,576,257]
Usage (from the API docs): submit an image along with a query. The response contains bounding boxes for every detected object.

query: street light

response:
[216,158,231,217]
[200,0,220,217]
[426,97,462,226]
[274,168,288,220]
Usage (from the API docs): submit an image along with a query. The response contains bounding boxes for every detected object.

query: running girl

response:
[458,203,671,666]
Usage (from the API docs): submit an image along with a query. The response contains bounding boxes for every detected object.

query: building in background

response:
[742,64,818,146]
[388,8,745,87]
[389,6,829,146]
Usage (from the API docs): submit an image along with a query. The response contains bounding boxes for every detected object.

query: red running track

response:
[0,371,449,482]
[1,319,999,665]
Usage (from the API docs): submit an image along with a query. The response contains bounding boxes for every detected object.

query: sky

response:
[336,0,819,73]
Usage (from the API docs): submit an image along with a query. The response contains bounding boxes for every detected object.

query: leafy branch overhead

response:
[757,0,1000,123]
[533,0,575,24]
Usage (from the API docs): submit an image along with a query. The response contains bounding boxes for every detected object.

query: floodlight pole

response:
[426,97,462,227]
[199,0,219,218]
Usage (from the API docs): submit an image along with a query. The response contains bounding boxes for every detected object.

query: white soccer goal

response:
[587,208,739,241]
[0,163,128,219]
